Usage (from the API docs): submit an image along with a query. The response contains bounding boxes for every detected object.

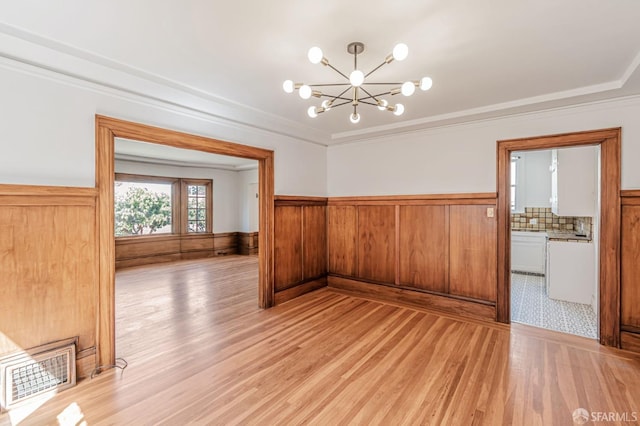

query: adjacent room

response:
[509,147,600,339]
[1,1,640,425]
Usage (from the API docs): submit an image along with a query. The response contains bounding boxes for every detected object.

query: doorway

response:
[95,115,275,367]
[496,128,621,347]
[508,147,599,339]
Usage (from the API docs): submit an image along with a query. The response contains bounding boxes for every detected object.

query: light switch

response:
[487,207,494,218]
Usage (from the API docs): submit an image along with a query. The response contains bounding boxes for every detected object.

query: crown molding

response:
[0,25,331,146]
[1,23,639,148]
[115,154,258,171]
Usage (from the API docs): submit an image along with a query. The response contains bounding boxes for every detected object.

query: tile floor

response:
[511,272,598,339]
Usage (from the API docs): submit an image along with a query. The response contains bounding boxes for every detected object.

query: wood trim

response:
[620,331,640,354]
[328,192,497,204]
[0,184,98,197]
[275,195,328,207]
[620,190,640,198]
[114,173,178,184]
[496,128,621,348]
[274,277,327,305]
[0,195,96,206]
[0,184,97,206]
[96,115,275,367]
[96,115,274,159]
[621,190,640,206]
[180,178,213,234]
[328,275,495,322]
[274,195,328,203]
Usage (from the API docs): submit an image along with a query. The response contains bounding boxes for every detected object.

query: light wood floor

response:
[5,256,640,425]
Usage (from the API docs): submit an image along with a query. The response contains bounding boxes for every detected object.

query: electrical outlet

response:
[487,207,494,218]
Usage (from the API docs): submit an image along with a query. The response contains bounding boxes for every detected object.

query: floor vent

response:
[1,338,76,412]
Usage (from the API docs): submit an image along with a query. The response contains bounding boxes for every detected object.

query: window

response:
[115,174,212,237]
[114,175,176,237]
[510,156,518,212]
[181,179,212,234]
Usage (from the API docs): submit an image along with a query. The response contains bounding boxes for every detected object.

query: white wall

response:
[0,60,326,196]
[238,168,259,233]
[328,96,640,196]
[115,159,244,233]
[522,150,552,208]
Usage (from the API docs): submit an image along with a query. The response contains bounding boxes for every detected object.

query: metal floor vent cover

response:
[1,339,76,411]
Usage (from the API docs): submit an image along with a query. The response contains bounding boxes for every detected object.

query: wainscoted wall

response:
[621,190,640,353]
[273,196,327,304]
[327,193,497,321]
[115,232,240,269]
[238,232,259,255]
[0,184,98,378]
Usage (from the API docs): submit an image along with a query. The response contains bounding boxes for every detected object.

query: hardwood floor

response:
[3,256,639,425]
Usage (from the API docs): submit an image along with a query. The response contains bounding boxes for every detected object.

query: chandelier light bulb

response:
[349,70,365,87]
[393,103,405,116]
[349,112,361,124]
[307,106,318,118]
[420,76,433,91]
[377,99,388,111]
[321,100,332,111]
[283,80,294,93]
[299,84,312,99]
[392,43,409,61]
[401,81,416,96]
[308,47,324,64]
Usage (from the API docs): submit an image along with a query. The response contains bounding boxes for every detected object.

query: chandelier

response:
[283,42,432,124]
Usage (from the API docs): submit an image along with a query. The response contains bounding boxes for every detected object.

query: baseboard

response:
[275,277,327,305]
[328,275,496,322]
[620,331,640,353]
[76,347,96,379]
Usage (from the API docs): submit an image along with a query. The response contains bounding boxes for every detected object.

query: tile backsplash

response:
[511,207,592,235]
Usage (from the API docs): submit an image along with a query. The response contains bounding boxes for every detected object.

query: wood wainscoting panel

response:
[449,204,497,302]
[398,205,449,293]
[328,276,495,322]
[357,205,396,284]
[116,235,181,260]
[621,204,640,330]
[238,232,259,255]
[0,185,97,361]
[303,205,327,280]
[327,205,357,277]
[274,205,303,291]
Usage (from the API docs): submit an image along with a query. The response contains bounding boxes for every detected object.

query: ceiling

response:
[2,1,640,145]
[115,138,258,171]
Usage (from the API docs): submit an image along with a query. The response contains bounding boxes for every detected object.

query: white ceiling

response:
[1,1,640,145]
[115,138,258,171]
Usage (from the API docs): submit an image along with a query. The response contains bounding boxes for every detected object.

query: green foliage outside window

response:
[115,187,171,236]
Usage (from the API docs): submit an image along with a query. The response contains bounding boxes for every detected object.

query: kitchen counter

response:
[546,230,591,242]
[511,228,591,242]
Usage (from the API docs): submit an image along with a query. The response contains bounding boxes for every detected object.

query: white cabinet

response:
[546,240,595,304]
[511,231,547,274]
[550,146,597,216]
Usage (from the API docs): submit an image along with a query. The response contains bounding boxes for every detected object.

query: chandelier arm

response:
[323,87,352,103]
[322,96,352,102]
[358,100,381,107]
[309,83,352,87]
[359,87,380,103]
[358,91,393,101]
[327,100,352,108]
[326,63,350,80]
[361,82,403,85]
[364,61,388,78]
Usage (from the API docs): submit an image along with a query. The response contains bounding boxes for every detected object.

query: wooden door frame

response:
[496,128,621,347]
[95,115,275,366]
